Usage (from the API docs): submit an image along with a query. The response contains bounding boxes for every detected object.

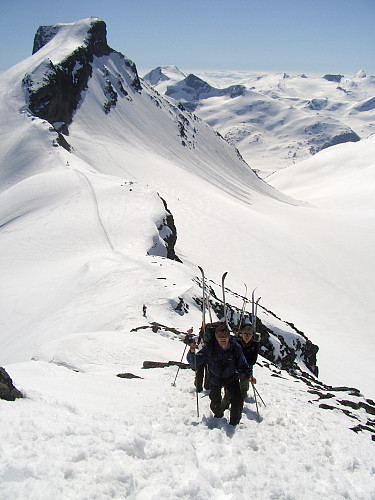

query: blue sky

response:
[1,0,374,76]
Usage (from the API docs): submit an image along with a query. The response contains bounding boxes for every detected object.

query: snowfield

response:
[0,17,375,499]
[2,331,375,500]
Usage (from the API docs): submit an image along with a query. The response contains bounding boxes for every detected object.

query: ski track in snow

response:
[73,170,115,253]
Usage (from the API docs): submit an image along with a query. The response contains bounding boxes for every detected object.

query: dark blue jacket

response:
[187,336,252,387]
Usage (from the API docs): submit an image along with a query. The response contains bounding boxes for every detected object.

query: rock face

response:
[0,367,23,401]
[320,130,360,151]
[23,19,141,145]
[192,285,319,377]
[157,196,181,262]
[323,74,344,83]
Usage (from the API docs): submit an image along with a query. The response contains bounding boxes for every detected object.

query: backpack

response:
[200,321,223,345]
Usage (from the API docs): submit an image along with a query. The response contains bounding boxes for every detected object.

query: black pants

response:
[195,363,209,392]
[209,377,243,425]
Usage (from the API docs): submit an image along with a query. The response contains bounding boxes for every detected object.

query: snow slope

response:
[0,18,375,498]
[2,335,374,499]
[268,135,375,209]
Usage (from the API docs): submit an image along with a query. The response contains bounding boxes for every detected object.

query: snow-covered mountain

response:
[1,18,375,498]
[144,66,375,177]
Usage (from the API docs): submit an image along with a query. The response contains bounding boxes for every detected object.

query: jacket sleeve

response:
[235,343,253,378]
[187,344,209,368]
[247,342,260,366]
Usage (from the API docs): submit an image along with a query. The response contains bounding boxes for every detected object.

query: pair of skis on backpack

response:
[198,266,261,342]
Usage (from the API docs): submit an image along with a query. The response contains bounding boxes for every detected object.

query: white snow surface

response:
[1,18,375,499]
[2,340,375,500]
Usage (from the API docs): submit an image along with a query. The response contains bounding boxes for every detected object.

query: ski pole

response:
[252,382,260,422]
[253,385,266,407]
[171,344,188,387]
[194,352,199,417]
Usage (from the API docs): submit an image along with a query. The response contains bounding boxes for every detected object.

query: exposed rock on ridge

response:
[23,19,141,146]
[158,196,182,262]
[188,277,319,377]
[0,367,23,401]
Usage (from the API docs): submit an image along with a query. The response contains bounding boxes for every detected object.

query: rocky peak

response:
[323,74,344,83]
[143,66,170,85]
[32,17,110,57]
[23,18,143,147]
[32,25,59,54]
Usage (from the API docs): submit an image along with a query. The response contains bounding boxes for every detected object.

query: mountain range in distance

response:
[143,65,375,177]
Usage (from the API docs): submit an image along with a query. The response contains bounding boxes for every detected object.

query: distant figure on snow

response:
[186,322,253,426]
[143,304,147,317]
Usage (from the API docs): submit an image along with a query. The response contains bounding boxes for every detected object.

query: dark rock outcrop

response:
[23,19,142,146]
[320,130,360,151]
[305,121,360,155]
[147,195,181,262]
[142,360,190,369]
[25,19,112,134]
[307,98,328,111]
[157,196,181,262]
[323,74,344,83]
[131,322,186,336]
[192,276,319,377]
[0,367,23,401]
[297,371,375,440]
[117,373,143,379]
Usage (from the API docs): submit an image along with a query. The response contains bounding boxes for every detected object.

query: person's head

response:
[215,323,230,350]
[241,325,254,344]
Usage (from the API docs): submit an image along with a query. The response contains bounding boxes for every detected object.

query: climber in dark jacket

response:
[187,322,253,426]
[221,324,259,410]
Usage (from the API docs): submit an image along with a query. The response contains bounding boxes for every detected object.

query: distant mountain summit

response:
[143,65,186,88]
[162,74,246,112]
